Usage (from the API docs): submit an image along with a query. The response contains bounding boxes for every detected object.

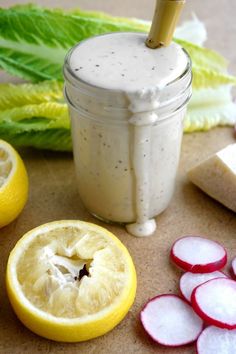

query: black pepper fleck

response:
[78,265,89,280]
[75,66,83,71]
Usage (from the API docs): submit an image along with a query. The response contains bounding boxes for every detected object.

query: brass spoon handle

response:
[146,0,185,49]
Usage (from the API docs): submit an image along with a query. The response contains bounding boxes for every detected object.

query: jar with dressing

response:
[64,32,192,237]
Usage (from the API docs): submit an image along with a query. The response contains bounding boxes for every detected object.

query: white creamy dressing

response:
[69,33,188,237]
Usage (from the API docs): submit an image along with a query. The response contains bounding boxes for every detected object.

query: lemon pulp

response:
[7,221,137,342]
[18,225,128,318]
[0,139,28,228]
[0,146,12,188]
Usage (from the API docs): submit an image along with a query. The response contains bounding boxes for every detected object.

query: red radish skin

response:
[231,256,236,278]
[140,294,203,347]
[170,236,227,273]
[179,271,227,303]
[196,326,236,354]
[191,278,236,329]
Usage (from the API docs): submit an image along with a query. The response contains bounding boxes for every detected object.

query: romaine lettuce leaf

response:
[0,5,147,82]
[192,67,236,89]
[0,4,235,89]
[0,102,68,128]
[0,80,71,150]
[174,14,207,47]
[0,6,235,151]
[185,85,236,132]
[0,80,235,151]
[0,80,63,109]
[0,121,72,151]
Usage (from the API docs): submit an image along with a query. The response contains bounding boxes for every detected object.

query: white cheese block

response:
[188,143,236,212]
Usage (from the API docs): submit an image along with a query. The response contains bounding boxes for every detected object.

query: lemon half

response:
[6,220,137,342]
[0,139,28,228]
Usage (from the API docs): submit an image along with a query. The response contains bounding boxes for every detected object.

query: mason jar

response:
[64,32,192,237]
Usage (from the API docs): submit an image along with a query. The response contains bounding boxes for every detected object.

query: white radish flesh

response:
[180,271,227,302]
[140,294,203,347]
[197,326,236,354]
[171,236,227,273]
[192,278,236,329]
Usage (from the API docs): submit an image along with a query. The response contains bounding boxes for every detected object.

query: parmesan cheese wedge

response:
[188,143,236,213]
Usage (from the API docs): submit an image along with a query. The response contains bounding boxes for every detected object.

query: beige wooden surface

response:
[0,1,236,353]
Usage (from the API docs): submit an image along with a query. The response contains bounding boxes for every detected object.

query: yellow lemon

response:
[6,220,137,342]
[0,139,28,228]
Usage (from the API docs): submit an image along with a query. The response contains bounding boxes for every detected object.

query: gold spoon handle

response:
[146,0,185,49]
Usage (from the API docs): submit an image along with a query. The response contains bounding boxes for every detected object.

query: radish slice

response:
[140,294,203,347]
[192,278,236,329]
[170,236,227,273]
[197,326,236,354]
[231,257,236,278]
[180,271,227,302]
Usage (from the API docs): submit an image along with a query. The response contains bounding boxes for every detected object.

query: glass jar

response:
[64,32,192,236]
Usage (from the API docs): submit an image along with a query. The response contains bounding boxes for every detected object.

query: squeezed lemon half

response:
[6,220,137,342]
[0,139,28,228]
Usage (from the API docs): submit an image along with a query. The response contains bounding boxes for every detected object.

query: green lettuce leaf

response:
[0,122,72,151]
[0,80,235,151]
[185,85,236,132]
[0,80,71,151]
[0,4,147,82]
[0,102,68,128]
[175,39,228,73]
[0,80,63,109]
[0,6,235,151]
[174,15,207,46]
[0,4,235,88]
[192,67,236,89]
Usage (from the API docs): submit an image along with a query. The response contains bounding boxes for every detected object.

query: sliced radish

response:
[170,236,227,273]
[180,271,227,302]
[192,278,236,329]
[197,326,236,354]
[140,294,203,347]
[231,256,236,278]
